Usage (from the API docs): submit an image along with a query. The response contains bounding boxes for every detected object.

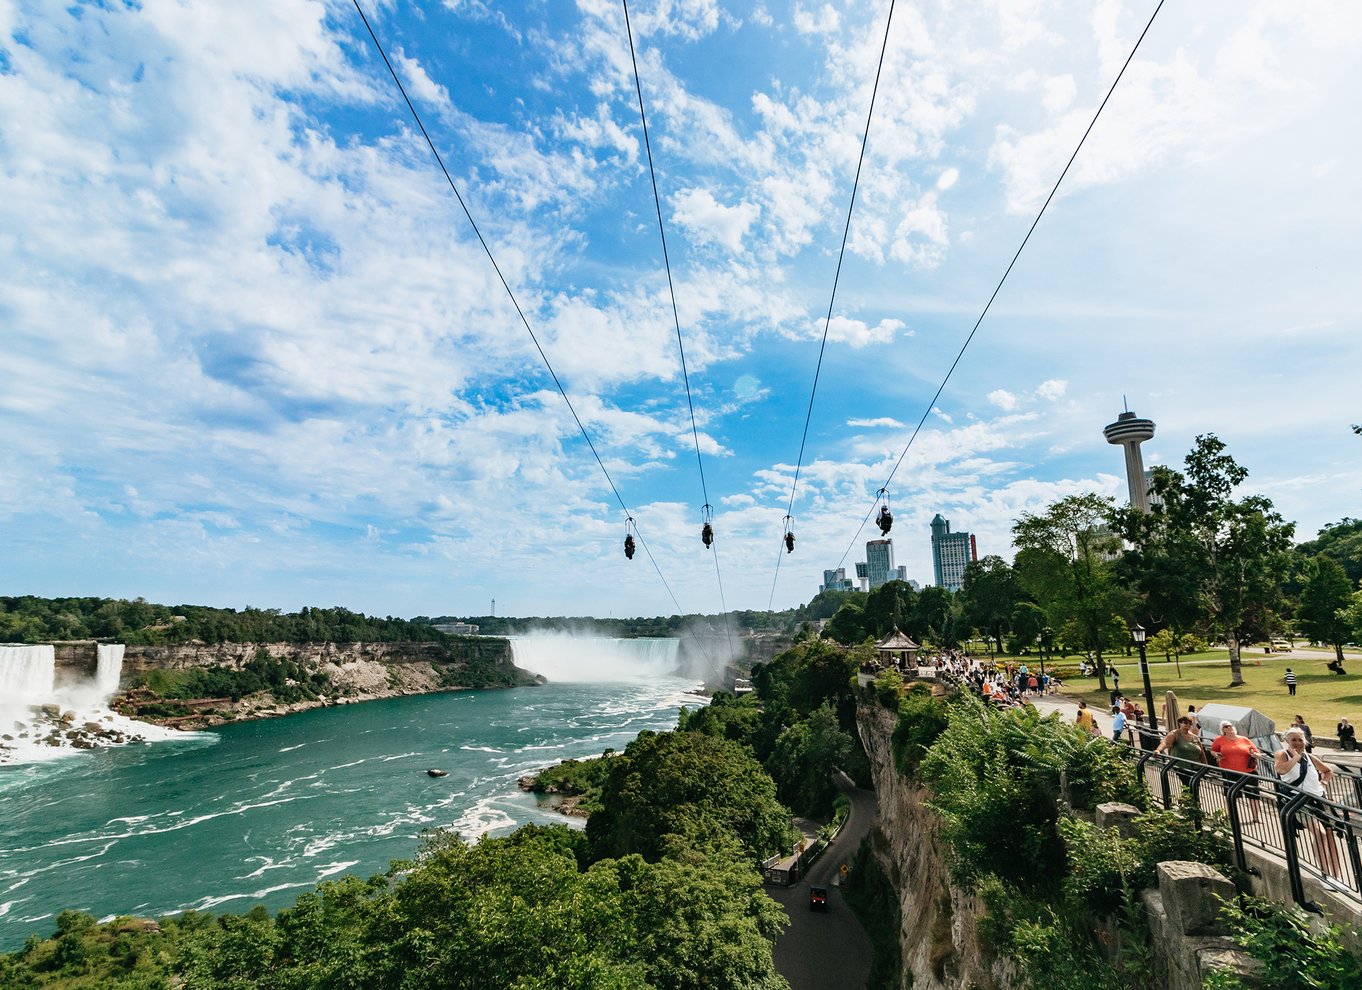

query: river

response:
[0,638,701,951]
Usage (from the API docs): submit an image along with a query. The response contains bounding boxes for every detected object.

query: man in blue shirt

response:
[1111,705,1128,743]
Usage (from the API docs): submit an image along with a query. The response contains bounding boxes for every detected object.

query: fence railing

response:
[1120,733,1362,913]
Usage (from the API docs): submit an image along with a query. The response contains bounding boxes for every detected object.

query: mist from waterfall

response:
[509,633,682,683]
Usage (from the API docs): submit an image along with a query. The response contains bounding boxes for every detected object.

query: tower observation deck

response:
[1103,410,1156,512]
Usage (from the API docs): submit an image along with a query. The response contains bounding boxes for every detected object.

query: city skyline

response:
[2,1,1360,619]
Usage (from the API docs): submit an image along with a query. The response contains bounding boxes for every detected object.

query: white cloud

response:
[987,389,1019,411]
[1036,379,1067,400]
[821,316,905,349]
[671,188,760,252]
[392,47,451,110]
[847,417,905,429]
[936,167,959,191]
[793,4,840,35]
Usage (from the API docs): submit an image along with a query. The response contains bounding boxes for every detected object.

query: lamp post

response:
[1040,626,1052,676]
[1131,623,1157,742]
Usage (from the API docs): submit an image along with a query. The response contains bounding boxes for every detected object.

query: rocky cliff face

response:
[856,702,1020,990]
[56,639,533,729]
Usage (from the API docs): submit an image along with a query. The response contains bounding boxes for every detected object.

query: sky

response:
[2,0,1360,621]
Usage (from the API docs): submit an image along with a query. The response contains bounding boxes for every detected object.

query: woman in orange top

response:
[1210,720,1263,823]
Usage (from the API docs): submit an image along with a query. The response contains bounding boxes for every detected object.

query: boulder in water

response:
[426,769,449,777]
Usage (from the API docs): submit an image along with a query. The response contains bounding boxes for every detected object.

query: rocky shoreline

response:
[1,704,148,754]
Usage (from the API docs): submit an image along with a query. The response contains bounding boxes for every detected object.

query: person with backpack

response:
[1275,727,1344,892]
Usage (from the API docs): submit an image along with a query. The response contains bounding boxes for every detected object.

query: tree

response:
[1013,494,1124,692]
[1008,601,1047,654]
[958,556,1023,654]
[824,599,868,645]
[1297,517,1362,586]
[770,703,853,815]
[1341,583,1362,646]
[1120,435,1295,686]
[862,580,917,640]
[914,585,953,644]
[1298,556,1354,663]
[586,730,791,863]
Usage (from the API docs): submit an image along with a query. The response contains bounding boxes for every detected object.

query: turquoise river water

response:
[0,663,701,951]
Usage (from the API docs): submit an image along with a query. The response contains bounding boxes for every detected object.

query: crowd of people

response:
[904,652,1356,896]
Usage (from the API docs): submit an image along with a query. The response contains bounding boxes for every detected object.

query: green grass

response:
[1060,650,1362,738]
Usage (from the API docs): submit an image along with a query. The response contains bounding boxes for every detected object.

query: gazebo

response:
[876,628,920,670]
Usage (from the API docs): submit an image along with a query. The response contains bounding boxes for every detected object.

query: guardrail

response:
[1122,730,1362,913]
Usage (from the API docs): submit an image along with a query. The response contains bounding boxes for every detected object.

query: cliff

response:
[55,639,537,729]
[856,702,1019,990]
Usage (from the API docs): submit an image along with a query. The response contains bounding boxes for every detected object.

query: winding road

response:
[770,771,878,990]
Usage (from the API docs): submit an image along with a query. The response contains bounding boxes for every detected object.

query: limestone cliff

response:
[55,639,536,729]
[856,702,1020,990]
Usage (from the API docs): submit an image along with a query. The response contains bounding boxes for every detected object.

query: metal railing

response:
[1121,732,1362,913]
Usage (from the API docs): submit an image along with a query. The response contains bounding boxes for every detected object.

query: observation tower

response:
[1103,409,1156,513]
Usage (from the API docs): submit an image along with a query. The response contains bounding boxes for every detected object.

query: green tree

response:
[1298,555,1354,663]
[914,585,954,644]
[824,598,868,645]
[958,556,1023,654]
[586,730,792,863]
[1297,517,1362,585]
[1013,494,1124,692]
[769,702,853,815]
[1120,435,1295,686]
[1340,583,1362,647]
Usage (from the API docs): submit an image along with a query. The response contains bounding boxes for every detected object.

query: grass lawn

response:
[1059,650,1362,739]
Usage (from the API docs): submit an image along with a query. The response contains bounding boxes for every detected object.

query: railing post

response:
[1223,774,1257,875]
[1278,790,1318,912]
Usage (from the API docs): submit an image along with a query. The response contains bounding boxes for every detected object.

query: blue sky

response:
[2,0,1359,620]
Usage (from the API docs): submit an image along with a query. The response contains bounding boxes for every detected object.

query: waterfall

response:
[96,644,125,698]
[0,645,57,717]
[509,635,681,683]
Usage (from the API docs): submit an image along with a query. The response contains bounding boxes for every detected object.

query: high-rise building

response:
[854,562,869,592]
[931,514,976,592]
[1103,408,1156,512]
[865,539,895,589]
[819,568,854,594]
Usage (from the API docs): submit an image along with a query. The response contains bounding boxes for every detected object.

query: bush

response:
[891,684,948,775]
[1204,896,1362,990]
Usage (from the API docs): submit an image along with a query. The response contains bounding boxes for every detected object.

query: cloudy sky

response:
[3,0,1359,621]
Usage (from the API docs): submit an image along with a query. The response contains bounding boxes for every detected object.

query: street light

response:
[1131,623,1158,745]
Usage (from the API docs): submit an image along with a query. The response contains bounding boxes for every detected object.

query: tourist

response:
[1076,701,1095,734]
[1292,715,1314,753]
[1284,667,1297,696]
[1338,717,1357,752]
[1110,705,1127,744]
[1156,716,1209,782]
[1210,720,1263,823]
[1274,727,1345,892]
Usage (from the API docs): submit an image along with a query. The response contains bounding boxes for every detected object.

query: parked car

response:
[809,885,828,912]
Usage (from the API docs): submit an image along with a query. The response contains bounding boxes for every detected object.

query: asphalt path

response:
[770,771,877,990]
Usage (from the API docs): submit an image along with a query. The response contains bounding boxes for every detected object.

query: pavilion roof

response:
[876,628,919,651]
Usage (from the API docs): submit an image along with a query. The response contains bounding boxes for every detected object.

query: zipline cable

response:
[767,0,897,609]
[350,0,708,661]
[622,0,735,664]
[834,0,1168,573]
